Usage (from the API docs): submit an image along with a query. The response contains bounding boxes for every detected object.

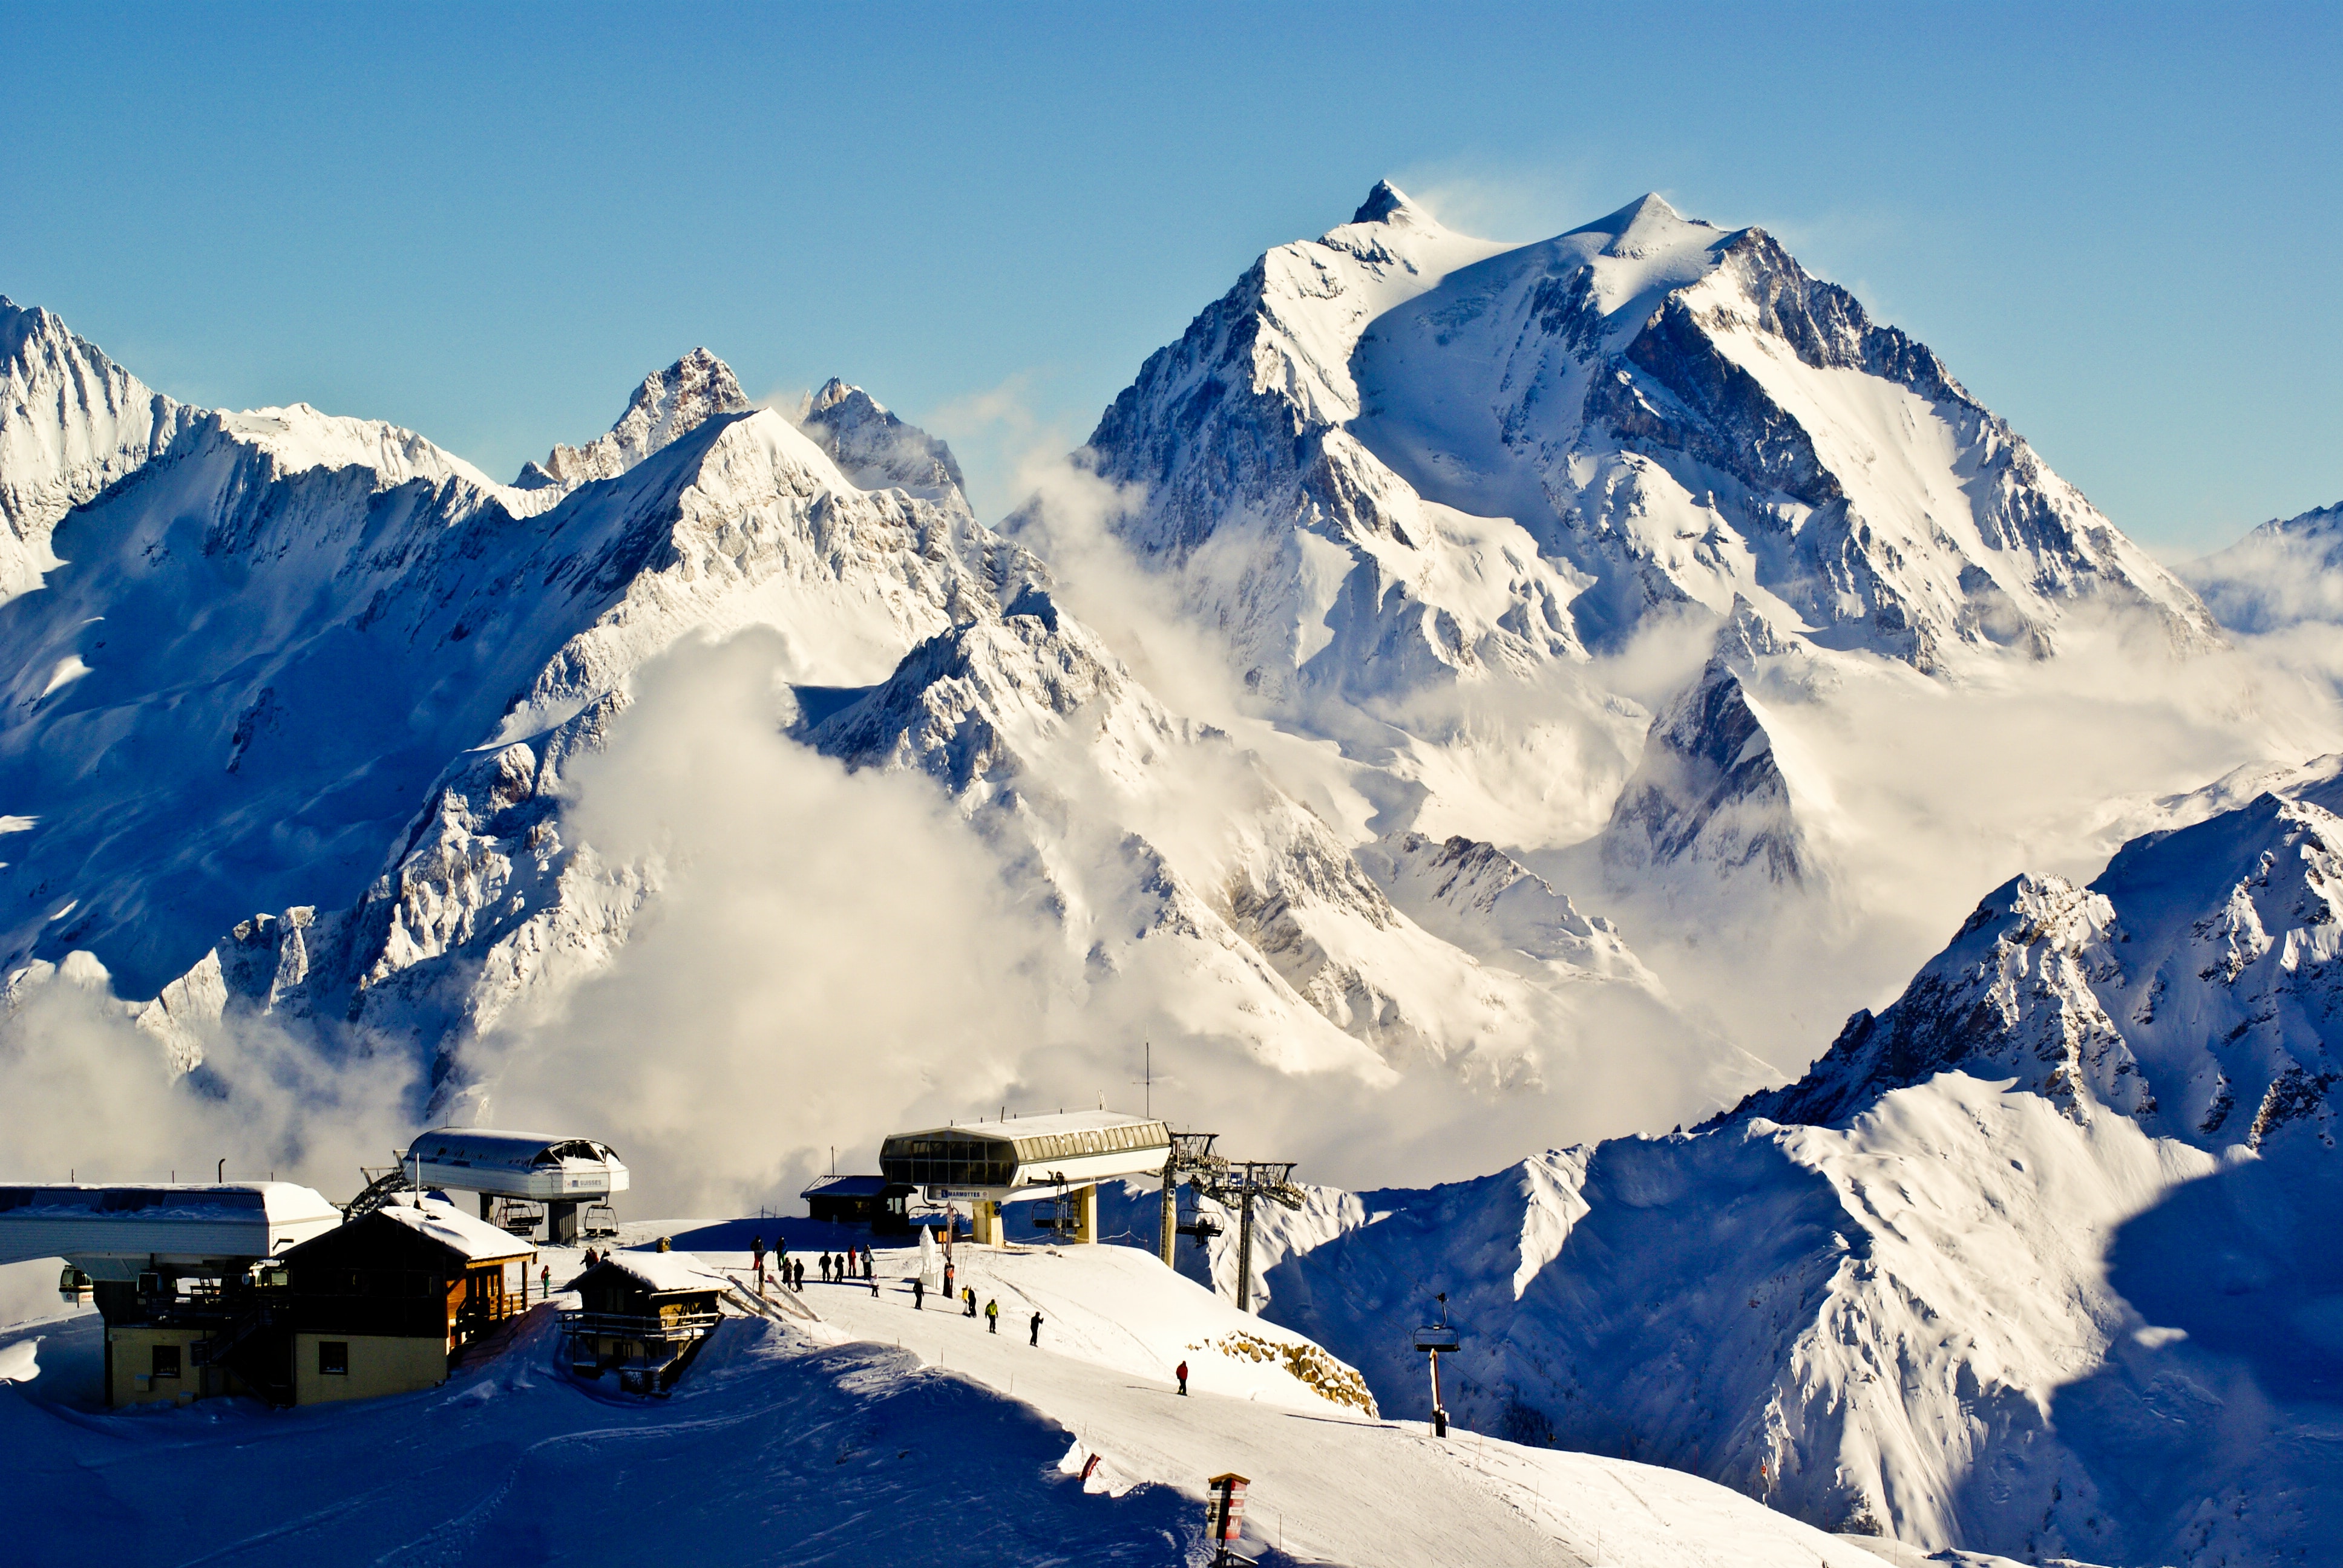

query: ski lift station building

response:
[404,1128,628,1243]
[879,1111,1170,1245]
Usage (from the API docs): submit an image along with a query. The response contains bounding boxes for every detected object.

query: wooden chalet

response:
[562,1249,727,1393]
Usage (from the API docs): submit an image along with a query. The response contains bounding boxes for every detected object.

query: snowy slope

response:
[0,1227,1914,1568]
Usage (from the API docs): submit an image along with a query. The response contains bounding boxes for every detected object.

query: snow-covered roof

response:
[802,1174,890,1198]
[404,1127,629,1200]
[880,1112,1172,1194]
[0,1181,338,1224]
[0,1181,344,1269]
[405,1127,623,1174]
[590,1249,729,1295]
[373,1195,536,1263]
[896,1110,1168,1148]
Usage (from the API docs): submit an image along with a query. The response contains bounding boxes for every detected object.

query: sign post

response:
[1205,1472,1251,1564]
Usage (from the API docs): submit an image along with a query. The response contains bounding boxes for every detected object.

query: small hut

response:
[562,1250,727,1392]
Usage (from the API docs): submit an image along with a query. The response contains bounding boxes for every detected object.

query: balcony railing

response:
[559,1308,723,1345]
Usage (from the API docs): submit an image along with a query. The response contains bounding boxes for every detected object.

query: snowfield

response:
[0,1230,1925,1567]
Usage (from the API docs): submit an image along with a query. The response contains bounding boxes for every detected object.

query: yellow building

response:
[272,1195,537,1405]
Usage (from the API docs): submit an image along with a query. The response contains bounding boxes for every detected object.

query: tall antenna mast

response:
[1131,1040,1153,1120]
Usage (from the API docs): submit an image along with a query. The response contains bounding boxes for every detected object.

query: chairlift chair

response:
[583,1201,620,1239]
[1029,1187,1080,1241]
[1173,1186,1223,1251]
[493,1197,545,1237]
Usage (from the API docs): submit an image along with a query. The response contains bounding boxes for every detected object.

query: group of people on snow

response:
[749,1236,885,1296]
[740,1230,1068,1359]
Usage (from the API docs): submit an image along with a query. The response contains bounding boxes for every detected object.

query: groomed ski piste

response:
[0,1223,1984,1567]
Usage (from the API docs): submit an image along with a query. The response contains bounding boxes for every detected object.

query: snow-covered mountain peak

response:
[1348,178,1415,226]
[794,377,968,503]
[0,296,200,601]
[0,294,67,358]
[1082,180,2215,711]
[1572,190,1712,258]
[520,347,752,492]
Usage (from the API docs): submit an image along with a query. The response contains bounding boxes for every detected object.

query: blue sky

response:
[2,2,2334,554]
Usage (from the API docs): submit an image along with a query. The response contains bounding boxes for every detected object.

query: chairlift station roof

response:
[880,1111,1171,1199]
[0,1182,342,1276]
[404,1128,630,1201]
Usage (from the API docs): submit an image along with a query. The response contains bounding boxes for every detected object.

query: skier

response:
[1176,1359,1188,1396]
[862,1246,874,1279]
[985,1298,1000,1334]
[793,1258,805,1293]
[752,1235,765,1291]
[1029,1310,1043,1347]
[963,1285,977,1318]
[913,1276,925,1310]
[943,1259,955,1302]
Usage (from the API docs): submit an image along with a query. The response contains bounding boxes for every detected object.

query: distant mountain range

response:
[3,179,2338,1565]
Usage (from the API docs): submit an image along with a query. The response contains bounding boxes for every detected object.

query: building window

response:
[318,1341,349,1376]
[151,1344,182,1379]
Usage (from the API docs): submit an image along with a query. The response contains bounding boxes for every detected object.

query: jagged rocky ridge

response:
[0,309,1699,1108]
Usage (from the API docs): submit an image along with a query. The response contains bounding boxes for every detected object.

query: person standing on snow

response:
[1029,1310,1043,1347]
[868,1264,879,1298]
[1176,1360,1188,1396]
[752,1235,765,1291]
[985,1298,1000,1333]
[540,1263,551,1302]
[963,1285,977,1317]
[913,1276,925,1310]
